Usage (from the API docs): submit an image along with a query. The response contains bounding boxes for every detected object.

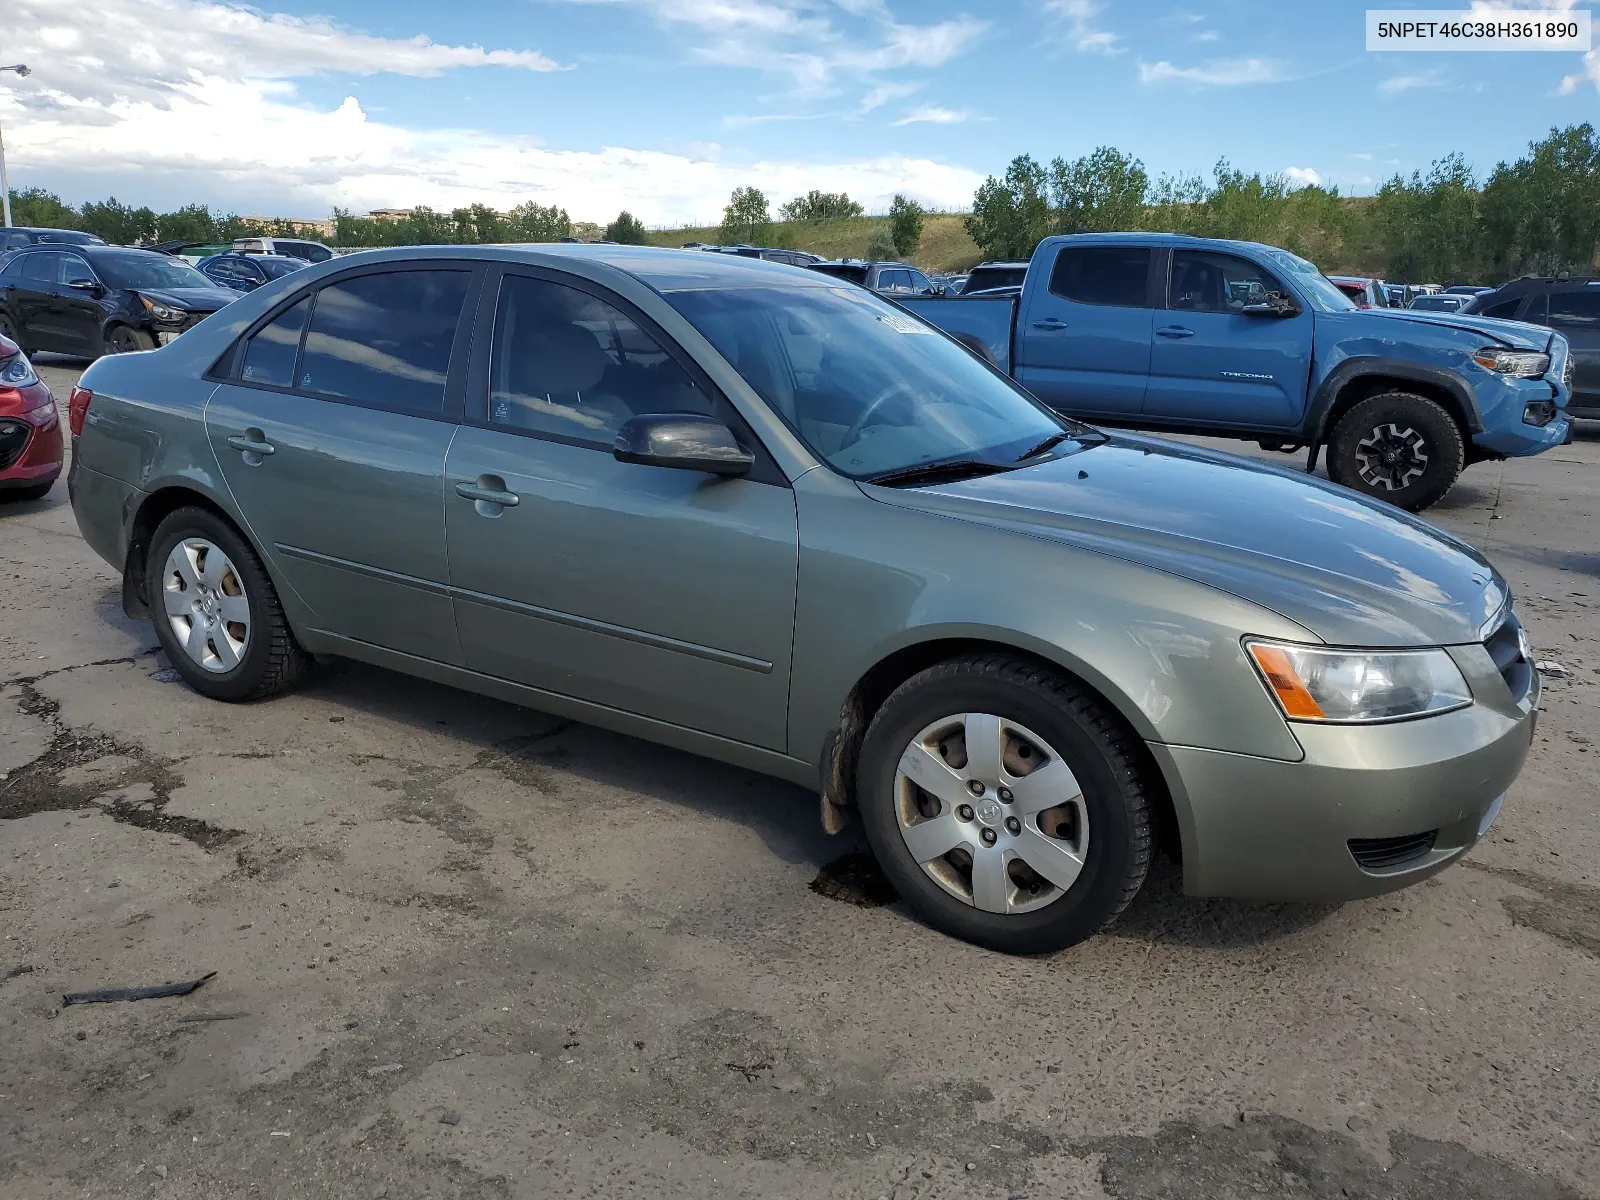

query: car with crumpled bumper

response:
[64,245,1539,954]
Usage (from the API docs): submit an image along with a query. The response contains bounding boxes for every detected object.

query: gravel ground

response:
[2,357,1597,1200]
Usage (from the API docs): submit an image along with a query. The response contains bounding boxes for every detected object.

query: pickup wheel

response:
[1326,391,1464,512]
[855,654,1152,954]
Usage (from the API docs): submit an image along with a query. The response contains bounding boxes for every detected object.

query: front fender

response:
[1306,355,1483,443]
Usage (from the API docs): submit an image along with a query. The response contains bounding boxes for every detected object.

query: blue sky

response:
[2,0,1596,224]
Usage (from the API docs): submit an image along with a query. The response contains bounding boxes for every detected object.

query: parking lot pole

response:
[0,65,32,229]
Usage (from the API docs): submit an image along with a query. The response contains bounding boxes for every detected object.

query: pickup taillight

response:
[68,386,92,437]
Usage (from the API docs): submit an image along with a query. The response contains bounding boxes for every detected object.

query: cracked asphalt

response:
[2,359,1598,1199]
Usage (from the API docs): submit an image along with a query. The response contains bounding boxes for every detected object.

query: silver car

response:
[66,246,1538,954]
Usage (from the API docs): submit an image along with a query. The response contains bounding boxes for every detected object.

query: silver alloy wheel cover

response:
[162,538,251,673]
[894,712,1089,915]
[1354,423,1429,491]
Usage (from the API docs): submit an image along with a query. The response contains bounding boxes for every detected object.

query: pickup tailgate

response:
[899,295,1017,374]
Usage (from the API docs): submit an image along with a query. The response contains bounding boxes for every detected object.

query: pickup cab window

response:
[1048,247,1150,307]
[1168,250,1286,313]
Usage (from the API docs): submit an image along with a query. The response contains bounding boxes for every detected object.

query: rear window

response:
[807,263,869,285]
[296,270,469,414]
[240,297,310,388]
[1479,297,1523,320]
[965,265,1028,293]
[1047,247,1150,307]
[1550,291,1600,329]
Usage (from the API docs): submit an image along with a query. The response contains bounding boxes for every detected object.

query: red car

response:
[0,333,62,501]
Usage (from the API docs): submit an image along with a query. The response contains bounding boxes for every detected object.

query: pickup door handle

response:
[226,432,275,462]
[455,481,520,509]
[1156,325,1195,339]
[1031,318,1069,331]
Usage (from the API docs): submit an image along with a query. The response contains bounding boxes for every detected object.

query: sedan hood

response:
[864,436,1505,648]
[139,287,237,312]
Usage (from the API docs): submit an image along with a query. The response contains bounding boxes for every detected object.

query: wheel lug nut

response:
[966,779,984,795]
[980,828,998,846]
[1005,817,1021,836]
[998,787,1013,803]
[957,804,975,822]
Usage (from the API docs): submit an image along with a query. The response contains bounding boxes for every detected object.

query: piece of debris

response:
[62,971,216,1007]
[865,1132,878,1148]
[3,964,34,980]
[270,1131,290,1138]
[439,1112,460,1126]
[152,1165,168,1179]
[367,1063,404,1077]
[1535,660,1569,678]
[175,1012,249,1023]
[148,667,184,683]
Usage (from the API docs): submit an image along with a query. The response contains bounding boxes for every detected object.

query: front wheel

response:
[106,326,156,354]
[1326,391,1464,512]
[146,507,310,701]
[855,655,1152,954]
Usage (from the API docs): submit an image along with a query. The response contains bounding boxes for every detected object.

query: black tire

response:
[1326,391,1464,512]
[855,654,1152,954]
[145,506,310,701]
[0,481,53,503]
[106,325,155,354]
[0,311,28,354]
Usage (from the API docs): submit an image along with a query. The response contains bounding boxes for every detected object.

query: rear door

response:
[1546,287,1600,411]
[205,263,480,664]
[1142,248,1313,431]
[442,267,799,749]
[1013,243,1155,417]
[11,253,65,351]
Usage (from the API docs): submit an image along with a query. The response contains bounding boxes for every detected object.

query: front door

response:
[443,269,799,750]
[1142,248,1313,431]
[54,253,105,356]
[1013,243,1154,417]
[205,265,478,665]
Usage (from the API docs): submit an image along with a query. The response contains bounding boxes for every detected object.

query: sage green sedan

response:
[67,246,1538,953]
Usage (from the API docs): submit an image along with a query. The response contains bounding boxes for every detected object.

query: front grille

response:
[1349,831,1438,871]
[1484,613,1533,699]
[0,419,29,470]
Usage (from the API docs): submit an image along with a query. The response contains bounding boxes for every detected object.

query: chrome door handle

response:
[455,482,520,508]
[226,433,275,465]
[1032,318,1069,330]
[1156,326,1195,339]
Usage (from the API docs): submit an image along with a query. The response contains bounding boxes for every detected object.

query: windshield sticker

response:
[877,313,934,335]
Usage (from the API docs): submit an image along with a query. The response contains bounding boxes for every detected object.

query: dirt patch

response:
[1466,861,1600,958]
[809,852,899,908]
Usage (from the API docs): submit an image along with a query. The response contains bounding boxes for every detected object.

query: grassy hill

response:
[642,213,983,273]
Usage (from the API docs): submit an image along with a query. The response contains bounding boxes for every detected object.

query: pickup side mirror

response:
[1241,291,1298,317]
[613,413,754,476]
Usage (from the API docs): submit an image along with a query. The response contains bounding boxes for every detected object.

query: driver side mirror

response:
[67,279,103,297]
[1241,292,1298,317]
[613,413,754,476]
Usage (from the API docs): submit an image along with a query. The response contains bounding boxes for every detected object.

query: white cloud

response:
[858,80,921,113]
[1042,0,1121,54]
[892,105,972,126]
[1560,50,1598,93]
[1193,29,1221,43]
[1347,152,1374,161]
[1138,57,1289,86]
[1379,69,1444,94]
[1283,166,1322,188]
[0,1,985,225]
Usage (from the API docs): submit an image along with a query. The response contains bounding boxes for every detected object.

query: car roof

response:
[9,242,165,259]
[1481,275,1600,295]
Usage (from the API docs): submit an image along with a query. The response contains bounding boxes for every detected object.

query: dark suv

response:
[806,260,942,295]
[1467,278,1599,418]
[0,227,105,253]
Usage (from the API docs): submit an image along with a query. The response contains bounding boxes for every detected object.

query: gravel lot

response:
[3,357,1598,1200]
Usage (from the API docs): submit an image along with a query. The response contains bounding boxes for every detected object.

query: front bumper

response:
[1153,640,1538,902]
[1470,372,1570,457]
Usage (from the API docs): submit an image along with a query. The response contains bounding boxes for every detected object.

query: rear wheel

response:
[145,507,309,701]
[856,654,1152,954]
[1326,391,1464,512]
[106,326,155,354]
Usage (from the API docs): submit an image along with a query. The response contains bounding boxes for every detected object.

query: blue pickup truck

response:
[903,234,1571,510]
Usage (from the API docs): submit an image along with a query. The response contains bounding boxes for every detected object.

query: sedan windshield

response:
[94,252,218,291]
[664,284,1082,480]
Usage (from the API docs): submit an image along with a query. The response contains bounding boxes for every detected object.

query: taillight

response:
[68,386,92,437]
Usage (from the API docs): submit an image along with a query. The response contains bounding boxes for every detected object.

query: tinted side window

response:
[297,270,468,413]
[20,253,58,283]
[1168,250,1285,314]
[240,297,310,388]
[1549,291,1600,329]
[58,255,96,286]
[1048,247,1151,307]
[1480,296,1525,321]
[877,270,913,293]
[488,274,711,445]
[907,269,933,292]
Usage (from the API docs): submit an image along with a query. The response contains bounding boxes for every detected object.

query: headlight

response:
[1246,639,1472,723]
[1473,347,1549,378]
[140,296,185,322]
[0,350,38,388]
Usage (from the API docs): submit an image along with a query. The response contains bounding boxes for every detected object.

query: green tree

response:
[964,155,1051,260]
[1049,146,1148,233]
[1372,154,1480,283]
[779,190,863,221]
[7,188,80,229]
[865,225,898,260]
[889,193,925,257]
[720,186,771,245]
[505,201,571,242]
[154,204,221,243]
[604,211,648,244]
[80,197,158,244]
[1480,124,1600,279]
